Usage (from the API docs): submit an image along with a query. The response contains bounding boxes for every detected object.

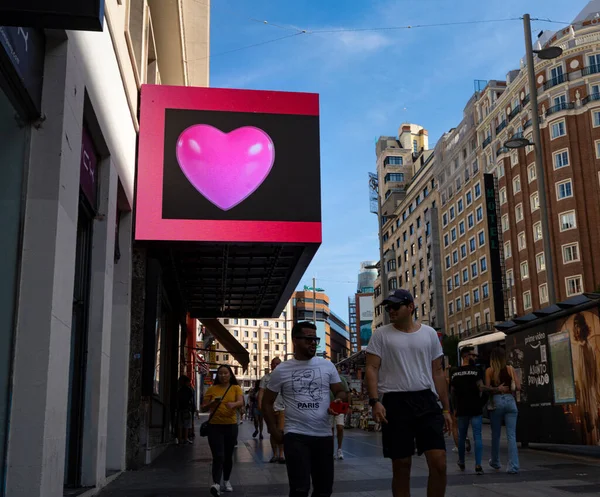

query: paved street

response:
[100,418,600,497]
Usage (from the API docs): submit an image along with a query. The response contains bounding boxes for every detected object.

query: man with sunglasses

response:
[366,289,451,497]
[262,322,348,497]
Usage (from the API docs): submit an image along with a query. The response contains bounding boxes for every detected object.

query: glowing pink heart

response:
[176,125,275,211]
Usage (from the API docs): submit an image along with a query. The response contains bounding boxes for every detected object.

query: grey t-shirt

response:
[267,357,341,437]
[367,324,443,394]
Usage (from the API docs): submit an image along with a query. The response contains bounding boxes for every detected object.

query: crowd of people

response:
[179,287,522,497]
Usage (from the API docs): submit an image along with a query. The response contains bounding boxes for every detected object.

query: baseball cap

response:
[382,289,414,306]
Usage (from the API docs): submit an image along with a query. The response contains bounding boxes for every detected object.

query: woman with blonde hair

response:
[485,347,520,474]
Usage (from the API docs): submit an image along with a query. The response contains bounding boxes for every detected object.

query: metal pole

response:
[378,196,390,325]
[312,276,317,325]
[523,13,557,305]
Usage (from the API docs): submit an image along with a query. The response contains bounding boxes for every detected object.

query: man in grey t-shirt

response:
[263,322,347,497]
[366,289,451,497]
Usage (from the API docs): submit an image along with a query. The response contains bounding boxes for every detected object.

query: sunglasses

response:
[295,335,321,344]
[385,302,408,312]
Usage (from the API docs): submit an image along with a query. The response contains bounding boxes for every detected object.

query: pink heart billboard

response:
[175,124,275,211]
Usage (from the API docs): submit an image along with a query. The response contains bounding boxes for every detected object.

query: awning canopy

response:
[202,318,250,370]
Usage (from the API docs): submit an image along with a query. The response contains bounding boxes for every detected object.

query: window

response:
[244,330,249,337]
[264,343,269,350]
[499,187,507,205]
[506,269,514,287]
[459,221,465,236]
[454,273,461,288]
[538,284,549,305]
[497,163,505,178]
[473,288,480,303]
[418,236,423,249]
[465,293,471,308]
[462,268,469,283]
[411,243,416,255]
[245,343,249,349]
[523,291,532,310]
[451,228,457,242]
[253,343,258,350]
[469,237,476,253]
[593,110,600,127]
[533,222,542,242]
[244,319,249,325]
[384,156,403,165]
[473,159,479,174]
[556,179,573,200]
[504,240,512,259]
[460,243,467,259]
[596,140,600,159]
[518,231,527,251]
[520,261,530,279]
[512,175,521,194]
[482,282,490,299]
[457,198,464,213]
[275,344,280,351]
[502,214,510,232]
[515,203,524,222]
[471,262,478,278]
[530,192,540,212]
[466,191,473,206]
[559,210,576,231]
[453,250,459,265]
[234,330,239,337]
[443,234,449,247]
[448,302,454,315]
[445,255,451,269]
[480,256,488,273]
[413,139,418,153]
[412,265,417,277]
[467,213,474,229]
[551,120,566,139]
[410,224,414,235]
[442,213,448,226]
[536,252,546,272]
[417,216,421,228]
[384,173,405,183]
[253,331,258,338]
[447,278,452,292]
[478,230,485,247]
[474,182,481,199]
[566,275,583,296]
[404,249,409,261]
[563,243,580,263]
[403,231,407,242]
[419,258,424,271]
[449,206,455,220]
[456,297,462,312]
[554,150,569,169]
[476,206,483,222]
[263,321,269,327]
[528,164,536,183]
[511,152,518,166]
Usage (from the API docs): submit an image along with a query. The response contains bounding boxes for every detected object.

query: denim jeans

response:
[490,394,519,473]
[284,433,334,497]
[457,415,483,466]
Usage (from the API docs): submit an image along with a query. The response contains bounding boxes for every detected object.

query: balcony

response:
[524,119,532,130]
[543,73,567,91]
[510,131,523,141]
[508,105,521,121]
[583,92,600,106]
[546,102,575,116]
[495,120,507,135]
[522,94,531,106]
[482,136,492,149]
[582,64,600,77]
[496,146,509,157]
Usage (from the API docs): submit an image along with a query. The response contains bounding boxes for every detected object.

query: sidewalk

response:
[100,419,600,497]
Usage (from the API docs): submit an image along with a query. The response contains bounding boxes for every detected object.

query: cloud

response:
[335,31,394,53]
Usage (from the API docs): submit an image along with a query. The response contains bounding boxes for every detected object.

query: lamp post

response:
[504,14,562,306]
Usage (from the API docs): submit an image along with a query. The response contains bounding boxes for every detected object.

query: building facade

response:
[0,1,210,495]
[373,125,444,334]
[348,261,377,353]
[478,7,600,317]
[433,88,507,337]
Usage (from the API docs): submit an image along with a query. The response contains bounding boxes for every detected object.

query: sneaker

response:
[475,465,484,475]
[222,480,233,492]
[269,456,278,463]
[452,447,458,453]
[457,461,466,472]
[252,430,258,438]
[489,459,501,470]
[466,438,471,453]
[337,449,344,460]
[210,483,221,496]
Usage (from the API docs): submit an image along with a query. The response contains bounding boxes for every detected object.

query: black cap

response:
[382,289,414,306]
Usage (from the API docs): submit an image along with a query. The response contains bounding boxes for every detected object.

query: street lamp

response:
[502,13,562,306]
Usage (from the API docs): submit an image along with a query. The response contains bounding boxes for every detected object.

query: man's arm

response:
[477,380,508,394]
[365,353,381,400]
[432,357,450,411]
[330,382,348,402]
[262,388,280,440]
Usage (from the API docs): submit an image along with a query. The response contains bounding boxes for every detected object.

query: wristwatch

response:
[369,398,380,407]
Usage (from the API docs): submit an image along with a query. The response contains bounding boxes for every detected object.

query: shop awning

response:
[202,318,250,370]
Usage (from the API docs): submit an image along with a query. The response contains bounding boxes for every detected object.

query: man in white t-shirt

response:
[258,357,286,463]
[366,289,451,497]
[263,322,348,497]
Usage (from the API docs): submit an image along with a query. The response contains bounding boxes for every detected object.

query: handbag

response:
[200,385,232,437]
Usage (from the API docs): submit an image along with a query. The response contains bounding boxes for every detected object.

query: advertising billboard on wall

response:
[135,85,322,244]
[358,295,374,347]
[0,0,105,31]
[505,306,600,445]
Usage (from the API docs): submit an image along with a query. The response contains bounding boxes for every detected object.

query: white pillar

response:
[6,35,84,497]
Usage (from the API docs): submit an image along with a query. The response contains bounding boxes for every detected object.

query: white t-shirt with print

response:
[367,324,443,394]
[260,372,285,411]
[267,357,341,437]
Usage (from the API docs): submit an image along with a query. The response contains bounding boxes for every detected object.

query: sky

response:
[208,0,591,319]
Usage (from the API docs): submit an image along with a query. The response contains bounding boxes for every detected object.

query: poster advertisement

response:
[358,295,374,346]
[548,330,576,404]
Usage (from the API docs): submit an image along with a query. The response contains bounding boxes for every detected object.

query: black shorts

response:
[381,389,446,459]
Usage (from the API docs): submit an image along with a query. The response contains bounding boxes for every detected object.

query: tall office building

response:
[348,261,377,352]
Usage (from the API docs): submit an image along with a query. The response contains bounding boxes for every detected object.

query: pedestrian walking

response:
[365,289,451,497]
[331,370,349,460]
[451,347,509,475]
[201,365,244,496]
[486,347,521,474]
[249,380,264,439]
[258,357,286,463]
[176,375,195,445]
[263,321,348,497]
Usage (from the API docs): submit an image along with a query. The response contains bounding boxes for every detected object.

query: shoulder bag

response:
[200,384,232,437]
